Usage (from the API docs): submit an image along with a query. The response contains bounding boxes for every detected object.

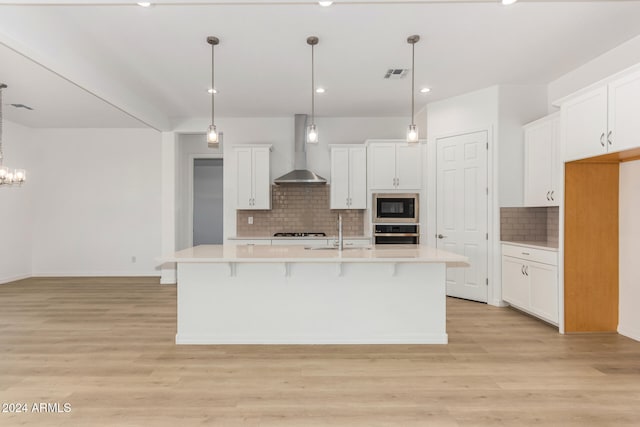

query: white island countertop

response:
[165,244,468,266]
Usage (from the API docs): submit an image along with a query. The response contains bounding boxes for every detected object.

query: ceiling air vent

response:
[11,103,34,110]
[384,69,409,79]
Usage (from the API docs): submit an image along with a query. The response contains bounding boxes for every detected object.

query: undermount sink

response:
[305,246,372,251]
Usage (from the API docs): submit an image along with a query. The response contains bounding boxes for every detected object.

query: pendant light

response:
[406,35,420,143]
[0,84,26,187]
[306,36,319,144]
[206,36,221,149]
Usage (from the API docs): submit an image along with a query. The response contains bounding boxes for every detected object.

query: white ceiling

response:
[1,0,640,130]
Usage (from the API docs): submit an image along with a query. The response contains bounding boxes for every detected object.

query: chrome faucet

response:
[337,214,344,251]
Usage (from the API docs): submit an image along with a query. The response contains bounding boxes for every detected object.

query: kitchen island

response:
[165,244,468,345]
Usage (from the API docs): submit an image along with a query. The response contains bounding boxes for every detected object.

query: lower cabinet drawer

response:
[502,244,558,266]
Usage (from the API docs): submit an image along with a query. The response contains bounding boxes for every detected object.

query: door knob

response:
[437,234,447,239]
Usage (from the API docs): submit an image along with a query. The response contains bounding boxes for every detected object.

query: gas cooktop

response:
[273,232,327,237]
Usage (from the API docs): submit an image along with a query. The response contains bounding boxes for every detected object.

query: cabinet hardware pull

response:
[522,252,530,255]
[546,191,550,201]
[521,265,525,275]
[437,234,447,239]
[607,130,613,146]
[550,191,554,201]
[525,266,529,276]
[600,132,605,147]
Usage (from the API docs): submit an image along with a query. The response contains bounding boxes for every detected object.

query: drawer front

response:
[271,239,329,246]
[501,244,558,266]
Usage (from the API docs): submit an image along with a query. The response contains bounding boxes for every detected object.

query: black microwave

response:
[372,193,419,223]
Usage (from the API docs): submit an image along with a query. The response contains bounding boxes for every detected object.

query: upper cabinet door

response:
[524,116,557,207]
[235,147,254,209]
[395,143,422,190]
[367,143,397,190]
[348,147,367,209]
[608,69,640,154]
[251,147,271,210]
[562,86,608,162]
[330,147,350,209]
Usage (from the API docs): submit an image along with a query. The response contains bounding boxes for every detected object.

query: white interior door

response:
[436,131,488,303]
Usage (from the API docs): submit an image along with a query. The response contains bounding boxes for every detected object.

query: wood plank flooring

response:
[1,277,639,426]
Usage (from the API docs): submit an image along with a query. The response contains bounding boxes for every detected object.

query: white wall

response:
[30,128,162,276]
[619,159,640,342]
[548,34,640,108]
[0,120,34,284]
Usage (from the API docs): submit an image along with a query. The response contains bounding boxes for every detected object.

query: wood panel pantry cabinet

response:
[561,68,640,162]
[234,145,272,210]
[330,145,367,209]
[501,243,558,325]
[367,141,421,190]
[523,113,560,207]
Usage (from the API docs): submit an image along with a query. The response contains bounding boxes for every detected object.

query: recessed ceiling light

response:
[208,88,218,94]
[315,87,325,94]
[319,1,333,7]
[501,0,518,5]
[420,88,431,94]
[137,2,151,7]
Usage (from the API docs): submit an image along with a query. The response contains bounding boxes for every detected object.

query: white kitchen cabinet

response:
[524,113,560,206]
[608,69,640,153]
[367,141,421,190]
[330,145,367,209]
[501,243,558,325]
[234,145,272,210]
[562,69,640,162]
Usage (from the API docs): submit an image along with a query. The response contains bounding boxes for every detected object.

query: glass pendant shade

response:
[407,124,419,143]
[207,124,219,148]
[306,124,318,144]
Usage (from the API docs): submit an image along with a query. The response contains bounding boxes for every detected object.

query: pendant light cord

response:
[311,43,315,125]
[411,41,415,127]
[211,43,215,125]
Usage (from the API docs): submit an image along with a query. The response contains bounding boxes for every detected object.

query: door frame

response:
[187,153,224,248]
[427,127,505,307]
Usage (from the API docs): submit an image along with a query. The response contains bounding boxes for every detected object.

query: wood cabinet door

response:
[235,147,254,209]
[524,120,554,206]
[608,69,640,154]
[501,256,529,310]
[330,147,350,209]
[561,86,608,162]
[348,147,367,209]
[395,143,422,190]
[529,261,558,324]
[251,147,271,210]
[367,143,397,190]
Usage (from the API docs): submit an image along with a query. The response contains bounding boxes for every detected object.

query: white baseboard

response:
[489,298,510,307]
[0,273,31,285]
[618,326,640,342]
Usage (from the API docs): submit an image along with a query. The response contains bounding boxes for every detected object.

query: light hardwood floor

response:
[1,277,639,426]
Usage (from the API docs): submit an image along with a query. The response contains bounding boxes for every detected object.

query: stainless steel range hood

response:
[274,114,327,184]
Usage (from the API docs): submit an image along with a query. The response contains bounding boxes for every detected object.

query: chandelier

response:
[0,84,26,186]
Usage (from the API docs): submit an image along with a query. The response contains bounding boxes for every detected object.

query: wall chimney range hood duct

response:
[274,114,327,184]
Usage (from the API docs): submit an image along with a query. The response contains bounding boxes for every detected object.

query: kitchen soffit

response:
[1,1,640,130]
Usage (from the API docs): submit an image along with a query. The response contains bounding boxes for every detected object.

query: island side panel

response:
[176,262,447,344]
